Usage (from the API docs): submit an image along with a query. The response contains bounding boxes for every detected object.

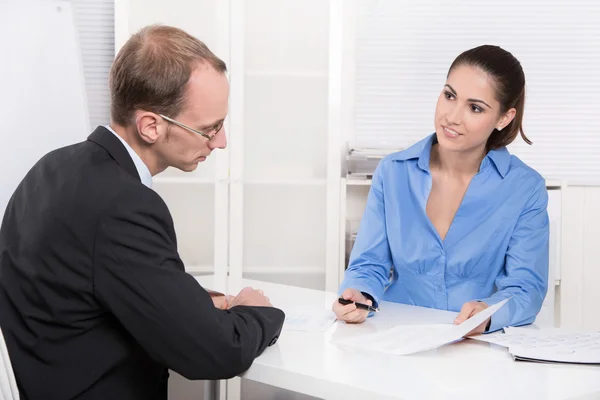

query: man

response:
[0,25,284,399]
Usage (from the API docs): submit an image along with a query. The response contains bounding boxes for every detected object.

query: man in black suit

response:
[0,25,285,399]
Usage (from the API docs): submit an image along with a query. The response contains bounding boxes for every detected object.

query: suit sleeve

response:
[92,188,285,380]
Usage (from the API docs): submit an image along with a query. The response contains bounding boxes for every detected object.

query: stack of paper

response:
[347,147,403,178]
[348,147,403,158]
[471,327,600,364]
[335,298,510,355]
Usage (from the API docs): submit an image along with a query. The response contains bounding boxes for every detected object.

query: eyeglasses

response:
[159,113,223,141]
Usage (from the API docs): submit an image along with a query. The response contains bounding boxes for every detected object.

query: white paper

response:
[468,331,517,346]
[472,326,600,364]
[336,323,456,355]
[283,309,337,332]
[469,326,564,346]
[336,298,510,355]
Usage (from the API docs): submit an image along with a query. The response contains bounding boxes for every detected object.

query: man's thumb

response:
[342,288,355,300]
[225,295,235,309]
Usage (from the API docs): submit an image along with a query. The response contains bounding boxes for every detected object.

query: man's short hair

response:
[109,25,227,126]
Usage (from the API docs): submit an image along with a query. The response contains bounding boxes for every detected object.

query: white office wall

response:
[0,1,89,216]
[560,186,600,331]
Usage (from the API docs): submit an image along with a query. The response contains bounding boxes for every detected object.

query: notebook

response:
[471,326,600,364]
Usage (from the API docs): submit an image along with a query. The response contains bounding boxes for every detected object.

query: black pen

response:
[338,297,379,312]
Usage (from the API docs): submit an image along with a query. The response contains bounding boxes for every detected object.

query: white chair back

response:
[0,326,19,400]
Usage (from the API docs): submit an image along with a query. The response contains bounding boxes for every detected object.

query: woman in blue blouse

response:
[333,45,549,334]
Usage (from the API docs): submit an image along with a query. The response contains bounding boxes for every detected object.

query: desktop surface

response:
[196,276,600,400]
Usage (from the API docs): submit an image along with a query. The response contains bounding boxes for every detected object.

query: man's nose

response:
[208,128,227,150]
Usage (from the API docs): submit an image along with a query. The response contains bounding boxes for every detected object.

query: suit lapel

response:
[87,126,141,182]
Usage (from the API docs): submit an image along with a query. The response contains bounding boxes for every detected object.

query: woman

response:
[334,45,549,334]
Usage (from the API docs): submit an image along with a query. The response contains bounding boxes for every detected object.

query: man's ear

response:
[135,111,162,144]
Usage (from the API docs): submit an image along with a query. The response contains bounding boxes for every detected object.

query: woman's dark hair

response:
[448,45,531,150]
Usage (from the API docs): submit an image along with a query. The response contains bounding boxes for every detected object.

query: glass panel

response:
[153,183,215,276]
[240,0,330,290]
[242,185,326,289]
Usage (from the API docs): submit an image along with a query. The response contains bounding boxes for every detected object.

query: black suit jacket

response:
[0,127,285,400]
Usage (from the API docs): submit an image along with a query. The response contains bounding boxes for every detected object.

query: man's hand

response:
[454,301,490,336]
[228,287,273,308]
[212,295,235,310]
[332,288,372,324]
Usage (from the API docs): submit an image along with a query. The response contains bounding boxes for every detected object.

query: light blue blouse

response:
[340,134,549,332]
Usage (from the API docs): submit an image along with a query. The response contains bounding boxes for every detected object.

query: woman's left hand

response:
[454,301,490,336]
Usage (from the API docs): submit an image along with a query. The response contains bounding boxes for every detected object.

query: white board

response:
[0,0,90,215]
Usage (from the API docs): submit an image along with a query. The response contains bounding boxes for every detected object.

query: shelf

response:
[243,178,327,186]
[185,265,325,275]
[154,177,215,184]
[346,178,372,186]
[346,178,563,188]
[245,70,327,78]
[242,266,325,274]
[185,265,214,274]
[545,180,562,188]
[154,177,330,185]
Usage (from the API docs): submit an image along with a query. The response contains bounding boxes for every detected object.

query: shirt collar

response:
[388,133,511,178]
[388,134,435,172]
[482,146,510,178]
[105,125,153,188]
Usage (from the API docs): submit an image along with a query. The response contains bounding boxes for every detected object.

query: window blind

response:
[72,0,114,129]
[353,0,600,182]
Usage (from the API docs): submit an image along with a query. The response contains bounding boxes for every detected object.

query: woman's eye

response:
[470,104,483,113]
[444,91,454,100]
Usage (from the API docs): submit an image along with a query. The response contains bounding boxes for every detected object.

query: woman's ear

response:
[496,108,516,131]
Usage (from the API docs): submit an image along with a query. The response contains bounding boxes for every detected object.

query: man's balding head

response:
[109,25,227,126]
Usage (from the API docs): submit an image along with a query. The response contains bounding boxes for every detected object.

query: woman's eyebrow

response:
[445,84,492,109]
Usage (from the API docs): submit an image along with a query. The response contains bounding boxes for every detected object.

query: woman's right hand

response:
[332,288,372,324]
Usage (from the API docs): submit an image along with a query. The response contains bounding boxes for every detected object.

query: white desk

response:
[196,276,600,400]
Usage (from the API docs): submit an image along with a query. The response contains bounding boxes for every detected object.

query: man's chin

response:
[177,163,199,173]
[187,163,200,172]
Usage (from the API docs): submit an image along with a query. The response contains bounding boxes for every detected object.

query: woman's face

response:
[434,64,513,153]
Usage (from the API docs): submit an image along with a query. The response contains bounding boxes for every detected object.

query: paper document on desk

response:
[471,326,600,364]
[283,308,337,332]
[336,298,510,355]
